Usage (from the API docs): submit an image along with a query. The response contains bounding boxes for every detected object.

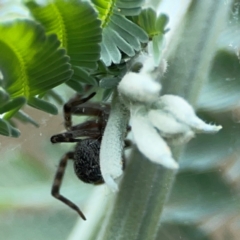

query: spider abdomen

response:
[73,139,104,184]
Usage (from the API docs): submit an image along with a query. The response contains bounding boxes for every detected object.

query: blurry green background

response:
[1,0,240,240]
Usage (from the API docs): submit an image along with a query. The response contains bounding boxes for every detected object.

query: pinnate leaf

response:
[0,19,72,99]
[26,0,102,70]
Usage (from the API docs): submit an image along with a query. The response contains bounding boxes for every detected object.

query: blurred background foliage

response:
[1,0,240,240]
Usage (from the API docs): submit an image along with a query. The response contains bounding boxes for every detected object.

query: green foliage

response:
[132,8,169,65]
[0,118,20,137]
[25,0,103,93]
[0,0,152,136]
[0,20,72,136]
[0,97,26,116]
[25,0,102,70]
[92,0,148,65]
[0,20,72,98]
[0,0,104,136]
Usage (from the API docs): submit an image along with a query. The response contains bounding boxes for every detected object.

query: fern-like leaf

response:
[0,20,72,98]
[0,19,72,136]
[132,8,169,65]
[92,0,148,66]
[26,0,102,76]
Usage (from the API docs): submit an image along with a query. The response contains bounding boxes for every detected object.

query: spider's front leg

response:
[63,92,110,131]
[51,120,102,143]
[64,92,97,130]
[51,152,87,220]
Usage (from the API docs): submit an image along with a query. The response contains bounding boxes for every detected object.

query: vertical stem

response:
[69,1,233,240]
[100,1,232,240]
[102,148,176,240]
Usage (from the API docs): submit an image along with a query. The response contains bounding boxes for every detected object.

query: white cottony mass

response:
[130,108,178,169]
[100,53,222,192]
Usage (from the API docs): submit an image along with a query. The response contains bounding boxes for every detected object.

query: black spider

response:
[50,92,111,220]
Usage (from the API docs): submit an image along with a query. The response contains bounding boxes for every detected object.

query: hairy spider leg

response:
[51,92,113,218]
[51,120,103,143]
[54,94,110,143]
[51,100,110,144]
[64,92,97,130]
[66,104,109,131]
[69,103,110,131]
[51,151,87,220]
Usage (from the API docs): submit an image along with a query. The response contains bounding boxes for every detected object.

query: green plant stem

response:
[69,1,233,240]
[101,148,176,240]
[97,1,232,240]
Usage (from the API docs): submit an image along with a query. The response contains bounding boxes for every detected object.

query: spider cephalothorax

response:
[50,92,111,220]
